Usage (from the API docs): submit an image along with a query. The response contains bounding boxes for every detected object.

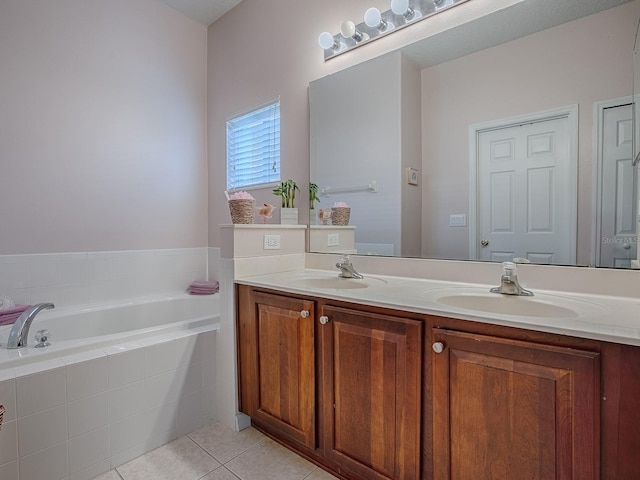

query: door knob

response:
[319,315,330,325]
[481,239,489,247]
[432,341,445,354]
[300,310,310,318]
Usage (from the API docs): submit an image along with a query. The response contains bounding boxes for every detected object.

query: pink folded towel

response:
[0,305,29,326]
[188,280,219,295]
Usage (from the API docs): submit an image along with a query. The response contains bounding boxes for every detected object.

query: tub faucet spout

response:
[6,303,54,349]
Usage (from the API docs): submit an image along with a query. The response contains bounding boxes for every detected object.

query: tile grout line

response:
[187,428,270,466]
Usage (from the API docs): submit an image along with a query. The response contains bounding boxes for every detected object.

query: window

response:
[226,99,280,191]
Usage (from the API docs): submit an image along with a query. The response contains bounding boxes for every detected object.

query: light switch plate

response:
[449,214,467,227]
[263,234,281,250]
[327,233,340,247]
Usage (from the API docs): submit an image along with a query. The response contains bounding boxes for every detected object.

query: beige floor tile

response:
[199,466,241,480]
[188,422,268,463]
[225,437,317,480]
[304,467,341,480]
[91,471,123,480]
[116,436,220,480]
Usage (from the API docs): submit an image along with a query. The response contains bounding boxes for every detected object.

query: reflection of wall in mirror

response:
[310,51,422,257]
[421,2,638,265]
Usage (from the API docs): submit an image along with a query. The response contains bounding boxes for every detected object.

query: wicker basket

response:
[331,207,351,226]
[229,199,255,224]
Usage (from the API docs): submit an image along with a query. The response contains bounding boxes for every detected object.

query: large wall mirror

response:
[310,0,640,269]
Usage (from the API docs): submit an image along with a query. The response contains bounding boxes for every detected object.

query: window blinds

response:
[226,100,280,190]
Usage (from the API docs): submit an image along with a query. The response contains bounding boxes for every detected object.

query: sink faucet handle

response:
[501,261,517,275]
[339,254,352,264]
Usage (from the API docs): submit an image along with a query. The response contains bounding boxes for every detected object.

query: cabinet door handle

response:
[432,341,445,354]
[319,315,330,325]
[300,310,310,318]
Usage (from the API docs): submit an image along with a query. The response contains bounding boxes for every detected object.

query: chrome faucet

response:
[6,303,54,349]
[336,254,363,279]
[490,262,533,296]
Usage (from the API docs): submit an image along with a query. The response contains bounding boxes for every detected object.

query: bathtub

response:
[0,294,219,368]
[0,294,220,480]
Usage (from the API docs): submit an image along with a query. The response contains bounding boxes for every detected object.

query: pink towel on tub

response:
[0,305,29,326]
[188,280,219,295]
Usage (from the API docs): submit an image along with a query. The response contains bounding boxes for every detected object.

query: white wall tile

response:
[108,381,146,423]
[68,426,109,474]
[109,442,145,469]
[175,335,200,367]
[19,441,68,480]
[109,411,146,456]
[59,258,89,286]
[1,248,211,310]
[107,346,145,388]
[183,363,203,397]
[176,390,203,437]
[202,358,216,390]
[0,460,18,480]
[144,340,179,377]
[16,367,66,417]
[18,404,67,457]
[66,356,108,401]
[67,392,109,438]
[0,377,17,422]
[29,256,60,288]
[202,387,217,422]
[144,368,184,407]
[0,256,29,290]
[69,459,110,480]
[0,419,17,465]
[144,400,177,441]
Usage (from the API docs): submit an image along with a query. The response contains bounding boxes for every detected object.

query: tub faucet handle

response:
[34,329,51,348]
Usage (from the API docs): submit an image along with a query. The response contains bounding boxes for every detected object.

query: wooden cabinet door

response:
[237,289,316,449]
[319,305,422,480]
[432,328,600,480]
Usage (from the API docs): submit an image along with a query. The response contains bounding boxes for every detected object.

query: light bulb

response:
[391,0,415,19]
[340,20,356,38]
[318,31,337,50]
[364,7,386,30]
[391,0,409,14]
[340,20,364,42]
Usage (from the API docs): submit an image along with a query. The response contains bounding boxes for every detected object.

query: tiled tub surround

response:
[0,248,210,310]
[0,295,219,480]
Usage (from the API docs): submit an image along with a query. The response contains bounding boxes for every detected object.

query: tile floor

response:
[92,421,339,480]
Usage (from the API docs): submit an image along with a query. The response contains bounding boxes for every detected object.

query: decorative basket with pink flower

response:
[331,202,351,225]
[228,191,255,224]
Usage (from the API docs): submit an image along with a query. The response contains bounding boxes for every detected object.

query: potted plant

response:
[309,183,320,225]
[273,179,300,224]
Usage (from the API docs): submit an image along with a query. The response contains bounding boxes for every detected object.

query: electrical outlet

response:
[263,234,281,250]
[449,214,467,227]
[327,233,340,247]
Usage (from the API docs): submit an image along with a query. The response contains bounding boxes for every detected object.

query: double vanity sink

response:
[239,268,639,346]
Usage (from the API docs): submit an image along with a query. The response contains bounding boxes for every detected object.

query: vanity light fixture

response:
[318,0,471,61]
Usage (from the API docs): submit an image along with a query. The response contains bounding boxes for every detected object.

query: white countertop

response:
[236,268,640,347]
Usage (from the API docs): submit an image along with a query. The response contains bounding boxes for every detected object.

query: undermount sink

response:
[422,287,608,319]
[277,273,387,290]
[436,293,580,318]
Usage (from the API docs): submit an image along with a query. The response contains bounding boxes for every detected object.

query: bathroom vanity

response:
[235,270,640,480]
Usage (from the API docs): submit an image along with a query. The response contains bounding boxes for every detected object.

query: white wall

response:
[310,52,405,256]
[0,0,208,255]
[421,2,638,263]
